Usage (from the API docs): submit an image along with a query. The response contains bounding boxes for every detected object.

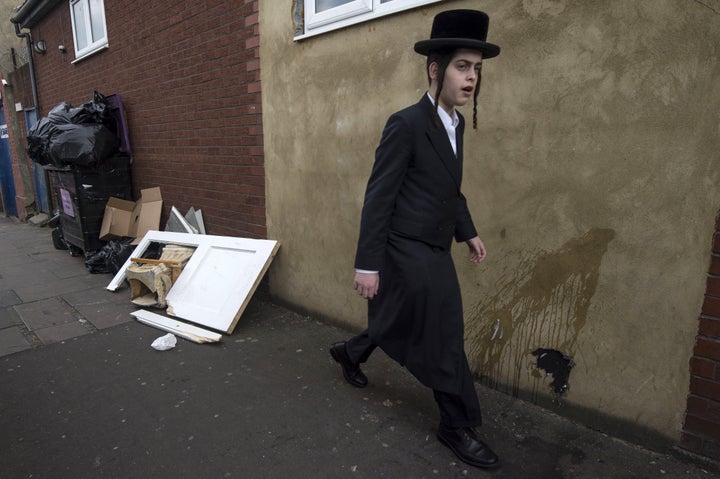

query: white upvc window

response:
[69,0,108,60]
[297,0,442,40]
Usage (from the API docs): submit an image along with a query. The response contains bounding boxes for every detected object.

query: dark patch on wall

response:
[465,228,615,399]
[532,348,575,396]
[293,0,304,36]
[6,64,33,108]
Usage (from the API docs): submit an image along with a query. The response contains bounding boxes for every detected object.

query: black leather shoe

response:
[329,342,367,388]
[437,425,499,469]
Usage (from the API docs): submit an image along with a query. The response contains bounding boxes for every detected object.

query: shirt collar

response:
[426,92,459,129]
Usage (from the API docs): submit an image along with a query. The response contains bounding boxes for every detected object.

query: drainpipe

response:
[10,20,40,218]
[12,21,40,113]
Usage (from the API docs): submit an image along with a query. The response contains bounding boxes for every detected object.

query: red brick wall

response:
[29,0,264,238]
[681,212,720,460]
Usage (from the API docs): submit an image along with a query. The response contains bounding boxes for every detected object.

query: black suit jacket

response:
[355,94,478,271]
[352,94,479,393]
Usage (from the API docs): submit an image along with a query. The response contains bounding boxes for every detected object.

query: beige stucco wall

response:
[261,0,720,442]
[0,0,27,75]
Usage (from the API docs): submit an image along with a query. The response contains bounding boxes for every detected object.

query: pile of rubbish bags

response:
[27,91,119,167]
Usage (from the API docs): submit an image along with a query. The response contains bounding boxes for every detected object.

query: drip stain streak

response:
[465,228,615,399]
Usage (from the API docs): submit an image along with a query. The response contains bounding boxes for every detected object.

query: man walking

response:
[330,9,501,469]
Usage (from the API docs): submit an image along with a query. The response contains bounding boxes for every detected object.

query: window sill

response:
[71,43,109,64]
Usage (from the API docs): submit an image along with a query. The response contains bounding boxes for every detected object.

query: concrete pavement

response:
[0,216,718,478]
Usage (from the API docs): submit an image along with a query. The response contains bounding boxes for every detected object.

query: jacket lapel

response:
[456,115,464,177]
[420,95,462,189]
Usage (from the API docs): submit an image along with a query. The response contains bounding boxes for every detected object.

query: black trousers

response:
[346,330,482,429]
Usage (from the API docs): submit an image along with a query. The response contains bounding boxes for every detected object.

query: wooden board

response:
[131,309,222,343]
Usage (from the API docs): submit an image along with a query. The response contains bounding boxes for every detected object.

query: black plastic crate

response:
[47,155,133,254]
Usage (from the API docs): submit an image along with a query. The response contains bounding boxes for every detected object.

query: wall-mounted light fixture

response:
[58,44,67,54]
[32,40,47,54]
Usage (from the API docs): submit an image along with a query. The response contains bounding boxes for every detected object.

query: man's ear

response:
[428,61,439,82]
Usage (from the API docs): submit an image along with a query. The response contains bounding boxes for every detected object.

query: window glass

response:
[72,1,88,50]
[89,0,106,43]
[316,0,353,13]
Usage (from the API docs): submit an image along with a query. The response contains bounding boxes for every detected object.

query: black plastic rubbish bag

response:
[48,92,108,125]
[47,123,119,167]
[33,93,108,131]
[84,238,134,274]
[26,91,118,166]
[26,117,57,165]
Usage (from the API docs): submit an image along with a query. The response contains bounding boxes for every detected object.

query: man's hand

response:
[466,236,487,263]
[354,272,380,300]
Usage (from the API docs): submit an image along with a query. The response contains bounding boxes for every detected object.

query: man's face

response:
[431,48,483,114]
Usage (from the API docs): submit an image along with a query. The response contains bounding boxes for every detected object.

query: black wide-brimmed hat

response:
[414,9,500,59]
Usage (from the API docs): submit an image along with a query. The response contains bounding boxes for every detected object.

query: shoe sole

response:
[436,433,500,469]
[329,346,367,388]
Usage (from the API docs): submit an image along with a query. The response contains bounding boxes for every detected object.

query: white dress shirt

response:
[427,91,459,155]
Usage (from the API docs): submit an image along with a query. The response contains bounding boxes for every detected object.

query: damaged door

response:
[108,231,279,334]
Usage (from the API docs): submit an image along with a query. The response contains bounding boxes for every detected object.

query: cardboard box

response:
[100,187,163,244]
[99,197,135,239]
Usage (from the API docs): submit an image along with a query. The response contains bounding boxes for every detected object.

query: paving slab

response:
[32,250,94,280]
[0,289,22,307]
[12,272,103,303]
[15,297,82,331]
[0,306,20,330]
[62,288,137,330]
[0,327,31,356]
[32,320,91,345]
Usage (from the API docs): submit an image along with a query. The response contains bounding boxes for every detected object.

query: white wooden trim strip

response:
[131,309,222,343]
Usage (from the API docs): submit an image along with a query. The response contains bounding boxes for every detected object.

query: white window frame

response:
[69,0,109,61]
[297,0,442,40]
[306,0,372,29]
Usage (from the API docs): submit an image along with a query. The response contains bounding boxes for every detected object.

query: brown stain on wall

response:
[466,228,615,397]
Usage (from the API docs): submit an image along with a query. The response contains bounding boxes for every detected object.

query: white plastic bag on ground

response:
[151,333,177,351]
